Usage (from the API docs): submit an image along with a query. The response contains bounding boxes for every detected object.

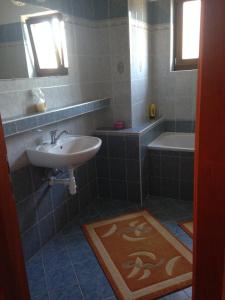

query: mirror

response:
[0,0,69,79]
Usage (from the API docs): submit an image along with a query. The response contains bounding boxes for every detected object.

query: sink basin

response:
[27,135,102,169]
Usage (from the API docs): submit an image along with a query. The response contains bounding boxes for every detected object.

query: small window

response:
[26,13,68,77]
[174,0,201,70]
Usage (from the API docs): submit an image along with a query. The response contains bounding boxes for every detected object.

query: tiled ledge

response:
[3,98,111,137]
[95,117,164,136]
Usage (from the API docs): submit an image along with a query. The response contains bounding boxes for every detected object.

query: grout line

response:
[62,233,85,300]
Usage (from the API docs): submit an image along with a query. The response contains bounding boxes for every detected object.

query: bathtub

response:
[147,132,195,152]
[147,132,195,201]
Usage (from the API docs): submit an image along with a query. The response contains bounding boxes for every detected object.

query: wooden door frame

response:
[0,117,30,300]
[193,0,225,299]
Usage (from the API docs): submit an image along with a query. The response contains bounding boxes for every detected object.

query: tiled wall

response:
[127,0,197,128]
[108,17,132,128]
[0,23,23,43]
[24,0,128,20]
[150,1,198,127]
[2,0,198,263]
[2,15,132,170]
[95,118,165,205]
[129,0,152,127]
[149,150,194,201]
[2,1,133,263]
[95,119,194,205]
[0,40,28,79]
[95,133,141,203]
[0,21,27,79]
[148,0,170,25]
[140,120,165,200]
[164,120,195,133]
[0,15,112,120]
[12,158,97,261]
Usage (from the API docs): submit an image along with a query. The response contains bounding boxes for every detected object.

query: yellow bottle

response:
[149,103,156,119]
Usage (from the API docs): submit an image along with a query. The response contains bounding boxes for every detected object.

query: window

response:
[174,0,201,70]
[26,13,68,77]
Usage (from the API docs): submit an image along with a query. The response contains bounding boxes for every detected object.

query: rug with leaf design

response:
[83,210,192,300]
[179,220,193,237]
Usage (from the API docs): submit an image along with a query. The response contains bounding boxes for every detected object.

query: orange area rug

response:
[83,210,192,300]
[179,221,193,237]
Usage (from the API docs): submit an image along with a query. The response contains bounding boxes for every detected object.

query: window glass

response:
[30,21,58,69]
[182,0,201,60]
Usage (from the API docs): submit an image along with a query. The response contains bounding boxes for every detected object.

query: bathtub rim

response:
[147,132,195,152]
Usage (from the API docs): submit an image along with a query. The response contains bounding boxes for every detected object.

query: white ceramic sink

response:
[27,135,102,169]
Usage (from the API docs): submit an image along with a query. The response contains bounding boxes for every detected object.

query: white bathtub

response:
[147,132,195,152]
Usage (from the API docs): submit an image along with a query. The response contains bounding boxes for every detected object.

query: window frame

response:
[174,0,200,71]
[26,13,68,77]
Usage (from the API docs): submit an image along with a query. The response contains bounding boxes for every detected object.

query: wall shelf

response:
[3,98,111,137]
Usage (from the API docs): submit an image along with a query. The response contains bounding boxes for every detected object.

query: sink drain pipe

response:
[49,168,77,195]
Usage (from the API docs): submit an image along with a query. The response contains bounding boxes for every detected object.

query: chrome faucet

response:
[50,130,69,145]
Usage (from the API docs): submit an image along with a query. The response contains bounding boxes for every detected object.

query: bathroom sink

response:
[27,135,102,169]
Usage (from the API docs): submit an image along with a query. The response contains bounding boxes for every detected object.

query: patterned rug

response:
[179,221,193,237]
[83,210,192,300]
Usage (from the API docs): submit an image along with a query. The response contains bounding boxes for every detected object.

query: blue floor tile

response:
[74,255,102,276]
[45,265,78,291]
[41,235,72,273]
[184,286,192,297]
[49,285,83,300]
[61,221,81,238]
[66,233,96,265]
[42,248,71,273]
[25,195,193,300]
[32,294,49,300]
[159,290,189,299]
[26,253,48,298]
[79,277,114,300]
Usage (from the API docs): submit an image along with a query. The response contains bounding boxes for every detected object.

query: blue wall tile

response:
[0,23,23,43]
[96,134,108,157]
[108,135,126,158]
[39,213,55,244]
[109,0,128,18]
[22,225,41,260]
[11,166,33,203]
[125,136,139,160]
[13,160,98,260]
[3,122,17,136]
[126,159,140,181]
[4,99,111,138]
[96,157,109,178]
[16,195,37,233]
[111,180,127,201]
[76,164,88,190]
[94,0,109,20]
[98,178,110,198]
[16,117,38,133]
[110,158,126,180]
[148,0,170,25]
[127,181,141,202]
[35,185,53,220]
[54,202,69,232]
[67,194,79,221]
[51,183,67,210]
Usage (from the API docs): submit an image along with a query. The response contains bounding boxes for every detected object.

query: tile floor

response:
[25,196,193,300]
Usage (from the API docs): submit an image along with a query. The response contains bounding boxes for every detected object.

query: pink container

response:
[114,121,125,130]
